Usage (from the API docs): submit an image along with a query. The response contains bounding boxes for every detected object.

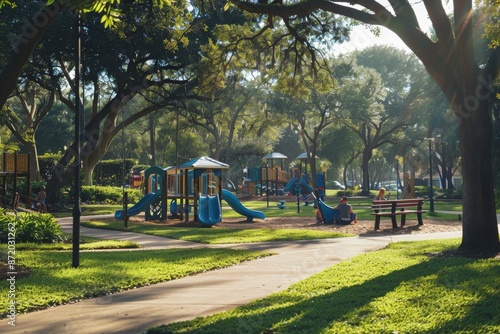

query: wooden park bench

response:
[371,198,426,230]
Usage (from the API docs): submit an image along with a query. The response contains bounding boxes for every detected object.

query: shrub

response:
[335,188,363,197]
[440,187,463,199]
[414,185,462,199]
[0,213,62,243]
[80,186,142,204]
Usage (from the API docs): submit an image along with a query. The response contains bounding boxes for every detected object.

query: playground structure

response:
[115,156,265,225]
[0,152,32,211]
[244,152,292,196]
[247,165,292,196]
[244,152,326,201]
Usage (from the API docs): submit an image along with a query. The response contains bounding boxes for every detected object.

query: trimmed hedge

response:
[413,185,463,199]
[80,186,142,204]
[331,186,463,199]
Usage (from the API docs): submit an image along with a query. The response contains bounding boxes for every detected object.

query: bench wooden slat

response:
[372,203,422,208]
[371,210,426,216]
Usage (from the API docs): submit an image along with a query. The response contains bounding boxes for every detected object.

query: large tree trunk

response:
[361,147,372,195]
[402,3,500,255]
[455,95,499,254]
[25,143,42,182]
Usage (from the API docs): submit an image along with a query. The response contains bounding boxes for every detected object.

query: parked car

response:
[345,181,358,189]
[332,181,346,190]
[384,183,402,193]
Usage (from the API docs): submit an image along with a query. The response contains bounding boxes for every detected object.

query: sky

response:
[336,1,453,53]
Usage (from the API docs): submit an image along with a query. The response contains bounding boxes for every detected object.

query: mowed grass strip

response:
[82,220,353,244]
[148,239,500,334]
[9,238,139,251]
[0,248,271,317]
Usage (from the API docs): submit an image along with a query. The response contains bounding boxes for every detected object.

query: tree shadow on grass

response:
[152,252,500,333]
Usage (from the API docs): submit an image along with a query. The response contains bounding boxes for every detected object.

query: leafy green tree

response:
[273,127,303,169]
[0,1,171,112]
[0,125,18,152]
[0,1,180,194]
[318,126,363,186]
[423,88,463,190]
[36,102,73,155]
[232,0,500,255]
[0,81,53,180]
[351,46,431,194]
[5,1,248,200]
[269,85,337,189]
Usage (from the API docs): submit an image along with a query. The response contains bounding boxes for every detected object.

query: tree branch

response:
[454,0,476,81]
[423,0,453,48]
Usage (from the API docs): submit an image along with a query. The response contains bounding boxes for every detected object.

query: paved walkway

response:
[2,214,497,334]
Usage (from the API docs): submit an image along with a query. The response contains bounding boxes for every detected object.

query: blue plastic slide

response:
[316,197,339,224]
[283,177,297,192]
[284,176,314,194]
[198,194,222,226]
[299,175,314,192]
[221,189,265,222]
[114,193,160,219]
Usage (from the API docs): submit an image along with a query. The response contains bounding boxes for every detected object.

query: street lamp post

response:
[395,156,399,200]
[72,10,82,268]
[424,137,435,213]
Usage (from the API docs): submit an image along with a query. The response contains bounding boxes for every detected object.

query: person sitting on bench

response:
[374,187,387,201]
[333,196,357,225]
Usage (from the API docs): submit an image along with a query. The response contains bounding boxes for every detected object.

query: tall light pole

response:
[72,10,82,268]
[395,156,399,199]
[424,137,435,213]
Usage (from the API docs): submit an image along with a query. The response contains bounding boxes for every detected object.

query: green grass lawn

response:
[82,220,354,244]
[0,247,270,318]
[148,238,500,334]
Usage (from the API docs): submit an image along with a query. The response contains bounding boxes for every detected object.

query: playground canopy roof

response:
[263,152,288,159]
[163,166,178,175]
[178,156,229,170]
[297,152,319,160]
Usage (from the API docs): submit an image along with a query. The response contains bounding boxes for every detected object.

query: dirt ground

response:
[124,214,463,237]
[217,216,463,237]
